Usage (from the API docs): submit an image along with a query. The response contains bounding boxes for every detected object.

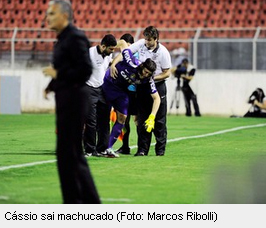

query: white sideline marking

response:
[0,196,9,200]
[0,123,266,172]
[0,160,56,171]
[130,123,266,149]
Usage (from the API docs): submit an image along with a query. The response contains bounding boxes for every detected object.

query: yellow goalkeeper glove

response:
[145,114,155,133]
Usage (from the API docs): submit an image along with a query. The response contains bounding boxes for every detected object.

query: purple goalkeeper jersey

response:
[102,49,157,115]
[104,49,157,93]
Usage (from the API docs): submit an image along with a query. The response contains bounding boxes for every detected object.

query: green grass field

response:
[0,114,265,204]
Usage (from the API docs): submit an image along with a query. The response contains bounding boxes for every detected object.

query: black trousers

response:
[120,115,131,149]
[182,85,201,116]
[244,110,266,118]
[83,86,110,154]
[55,85,101,204]
[136,81,167,155]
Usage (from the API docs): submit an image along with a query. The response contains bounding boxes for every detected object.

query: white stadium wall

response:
[0,69,55,113]
[167,71,266,117]
[1,68,266,116]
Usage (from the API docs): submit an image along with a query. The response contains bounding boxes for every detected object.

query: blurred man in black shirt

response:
[42,0,100,204]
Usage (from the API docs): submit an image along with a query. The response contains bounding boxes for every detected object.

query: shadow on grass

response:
[1,150,55,156]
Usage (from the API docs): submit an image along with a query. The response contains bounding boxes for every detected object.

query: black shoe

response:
[156,153,165,156]
[91,152,104,157]
[134,152,145,156]
[195,113,201,117]
[116,147,131,155]
[84,152,92,157]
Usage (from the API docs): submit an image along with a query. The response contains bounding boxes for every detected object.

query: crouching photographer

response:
[244,88,266,118]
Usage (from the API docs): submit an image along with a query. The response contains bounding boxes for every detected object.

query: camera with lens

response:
[174,66,187,79]
[174,66,187,89]
[248,88,264,104]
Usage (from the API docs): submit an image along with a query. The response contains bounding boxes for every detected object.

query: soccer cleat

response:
[104,148,119,158]
[84,152,92,157]
[156,153,165,156]
[85,152,104,157]
[134,152,145,156]
[92,152,104,157]
[115,147,131,155]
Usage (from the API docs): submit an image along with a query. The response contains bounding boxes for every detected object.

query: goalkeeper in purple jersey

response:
[102,45,161,158]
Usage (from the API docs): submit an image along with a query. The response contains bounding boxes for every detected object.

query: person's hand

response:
[43,89,51,100]
[145,114,155,133]
[110,65,118,79]
[42,66,57,79]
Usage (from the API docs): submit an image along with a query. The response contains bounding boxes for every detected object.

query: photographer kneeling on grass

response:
[244,88,266,118]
